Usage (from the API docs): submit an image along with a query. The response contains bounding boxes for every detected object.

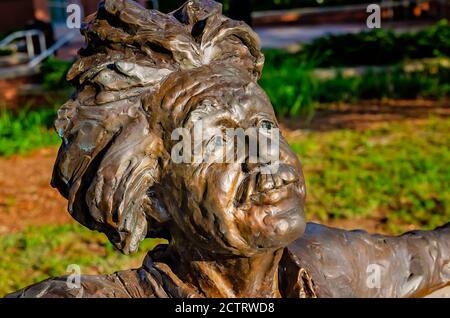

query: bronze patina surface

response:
[7,0,450,298]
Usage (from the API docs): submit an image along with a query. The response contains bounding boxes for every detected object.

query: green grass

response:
[0,108,60,156]
[259,55,318,118]
[259,20,450,117]
[259,56,450,117]
[277,19,450,67]
[2,59,448,156]
[289,117,450,233]
[40,57,73,91]
[1,117,448,296]
[0,56,73,156]
[0,223,165,297]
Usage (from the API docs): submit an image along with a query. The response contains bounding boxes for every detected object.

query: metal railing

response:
[0,29,78,79]
[0,30,47,60]
[28,30,77,68]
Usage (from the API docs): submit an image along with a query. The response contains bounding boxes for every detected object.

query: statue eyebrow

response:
[182,100,220,125]
[184,105,242,131]
[214,117,238,129]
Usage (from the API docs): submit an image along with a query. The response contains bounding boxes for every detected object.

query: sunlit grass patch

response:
[0,108,60,156]
[1,116,448,297]
[0,223,165,296]
[289,117,450,233]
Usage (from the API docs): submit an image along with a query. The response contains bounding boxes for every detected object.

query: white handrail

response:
[28,30,78,68]
[0,30,78,79]
[0,30,47,59]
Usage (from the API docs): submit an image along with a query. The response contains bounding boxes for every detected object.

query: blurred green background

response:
[0,0,449,296]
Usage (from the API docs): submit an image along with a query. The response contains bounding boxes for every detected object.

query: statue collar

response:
[140,244,317,298]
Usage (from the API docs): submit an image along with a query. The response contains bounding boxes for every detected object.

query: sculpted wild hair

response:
[51,0,264,254]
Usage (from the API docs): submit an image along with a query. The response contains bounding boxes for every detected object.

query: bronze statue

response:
[6,0,449,298]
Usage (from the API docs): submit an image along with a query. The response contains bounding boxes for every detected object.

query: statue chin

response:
[244,205,306,252]
[233,184,306,252]
[265,206,306,246]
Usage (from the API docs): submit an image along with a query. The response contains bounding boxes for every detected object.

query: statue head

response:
[52,0,306,257]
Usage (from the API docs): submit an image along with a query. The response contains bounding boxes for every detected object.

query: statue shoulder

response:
[5,269,158,298]
[281,222,371,298]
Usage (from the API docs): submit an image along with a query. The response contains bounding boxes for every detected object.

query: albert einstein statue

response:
[7,0,449,298]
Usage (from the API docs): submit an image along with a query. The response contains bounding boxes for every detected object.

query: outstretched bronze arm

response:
[282,222,450,298]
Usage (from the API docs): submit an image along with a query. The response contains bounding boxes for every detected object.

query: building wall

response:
[33,0,51,22]
[81,0,148,16]
[0,0,152,33]
[0,0,35,33]
[81,0,100,16]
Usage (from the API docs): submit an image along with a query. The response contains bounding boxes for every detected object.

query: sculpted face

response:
[52,0,307,256]
[151,76,307,257]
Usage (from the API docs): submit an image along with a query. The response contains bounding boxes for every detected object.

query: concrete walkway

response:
[255,22,432,48]
[255,24,365,48]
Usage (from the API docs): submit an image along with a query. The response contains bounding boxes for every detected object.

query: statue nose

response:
[255,164,299,193]
[278,164,299,184]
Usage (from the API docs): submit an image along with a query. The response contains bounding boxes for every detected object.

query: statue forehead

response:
[158,74,274,129]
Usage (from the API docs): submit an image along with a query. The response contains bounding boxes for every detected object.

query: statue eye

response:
[214,135,224,148]
[205,135,225,157]
[259,120,275,130]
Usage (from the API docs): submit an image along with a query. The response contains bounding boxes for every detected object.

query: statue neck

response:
[160,239,283,298]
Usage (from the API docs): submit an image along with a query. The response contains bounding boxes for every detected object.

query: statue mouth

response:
[234,164,301,207]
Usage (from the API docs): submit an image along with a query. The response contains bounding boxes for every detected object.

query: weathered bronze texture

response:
[6,0,450,298]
